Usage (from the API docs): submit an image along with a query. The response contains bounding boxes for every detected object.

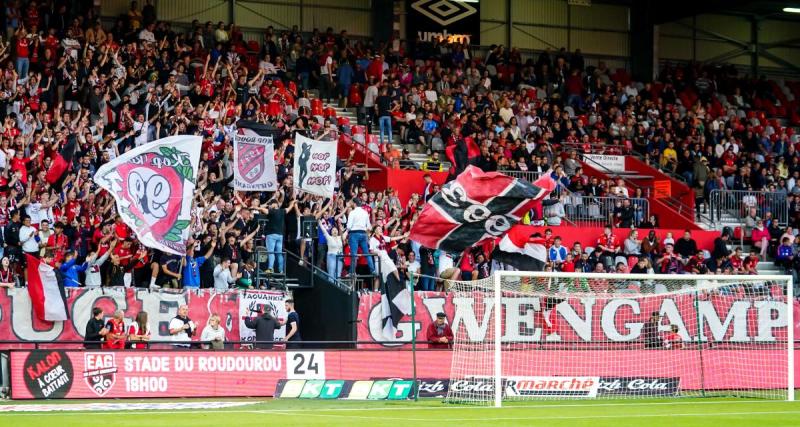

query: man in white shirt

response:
[406,251,420,290]
[19,216,39,256]
[133,113,150,146]
[168,305,195,348]
[346,198,374,276]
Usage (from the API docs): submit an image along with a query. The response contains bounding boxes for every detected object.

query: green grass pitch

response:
[3,396,800,427]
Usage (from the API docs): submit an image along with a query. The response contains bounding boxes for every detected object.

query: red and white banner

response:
[233,133,278,191]
[25,255,68,322]
[293,134,337,198]
[0,288,285,348]
[93,135,202,255]
[10,348,800,399]
[357,292,800,347]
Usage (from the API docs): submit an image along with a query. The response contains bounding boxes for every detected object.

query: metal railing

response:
[579,153,694,221]
[561,195,649,228]
[709,189,789,228]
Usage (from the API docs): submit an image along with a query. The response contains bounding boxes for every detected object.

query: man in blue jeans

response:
[375,87,393,145]
[264,197,297,274]
[346,198,374,275]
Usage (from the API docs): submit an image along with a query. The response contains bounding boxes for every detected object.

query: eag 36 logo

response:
[84,353,118,396]
[411,0,477,26]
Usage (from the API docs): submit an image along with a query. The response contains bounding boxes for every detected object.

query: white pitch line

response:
[1,399,799,416]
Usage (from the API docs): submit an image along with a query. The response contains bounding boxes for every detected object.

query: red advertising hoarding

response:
[357,292,800,348]
[0,288,286,348]
[10,348,800,399]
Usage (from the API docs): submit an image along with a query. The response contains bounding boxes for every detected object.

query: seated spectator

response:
[641,230,661,260]
[543,194,566,226]
[623,229,642,256]
[548,237,568,268]
[674,230,698,260]
[751,220,771,261]
[595,225,620,269]
[657,243,684,274]
[775,237,794,269]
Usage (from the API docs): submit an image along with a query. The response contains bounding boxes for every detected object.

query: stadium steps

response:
[307,92,450,170]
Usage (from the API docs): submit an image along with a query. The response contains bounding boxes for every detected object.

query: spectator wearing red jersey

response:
[595,225,619,270]
[127,311,151,349]
[425,312,454,349]
[102,310,127,350]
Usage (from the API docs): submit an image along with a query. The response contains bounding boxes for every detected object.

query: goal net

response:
[444,271,795,406]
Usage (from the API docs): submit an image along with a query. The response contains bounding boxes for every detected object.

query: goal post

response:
[444,271,795,407]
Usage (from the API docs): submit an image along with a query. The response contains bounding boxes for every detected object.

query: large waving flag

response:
[93,135,202,255]
[409,166,555,253]
[26,255,69,321]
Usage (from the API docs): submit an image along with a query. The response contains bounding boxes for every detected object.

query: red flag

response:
[45,134,77,186]
[26,255,69,322]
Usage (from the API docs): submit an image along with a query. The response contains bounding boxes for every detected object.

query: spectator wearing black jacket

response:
[84,307,108,349]
[674,231,698,260]
[244,305,283,349]
[712,232,731,261]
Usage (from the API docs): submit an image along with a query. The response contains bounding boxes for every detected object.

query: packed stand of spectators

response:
[0,0,797,298]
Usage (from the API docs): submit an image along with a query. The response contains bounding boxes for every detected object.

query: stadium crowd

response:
[0,0,798,298]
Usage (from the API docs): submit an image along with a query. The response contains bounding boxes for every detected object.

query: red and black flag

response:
[45,134,77,188]
[409,166,555,253]
[490,224,548,271]
[445,136,481,177]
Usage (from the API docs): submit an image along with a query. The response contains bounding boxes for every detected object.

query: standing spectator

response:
[201,313,226,349]
[19,215,39,258]
[319,219,344,280]
[425,312,454,349]
[264,197,296,274]
[102,310,127,350]
[4,210,22,265]
[182,239,216,288]
[376,87,393,145]
[169,304,195,348]
[346,198,374,276]
[284,299,302,348]
[84,307,108,349]
[244,305,281,349]
[213,257,238,291]
[127,311,151,349]
[642,311,663,349]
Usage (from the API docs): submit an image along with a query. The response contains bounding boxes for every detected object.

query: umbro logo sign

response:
[411,0,478,27]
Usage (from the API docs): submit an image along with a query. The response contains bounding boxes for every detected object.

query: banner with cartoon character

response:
[233,133,278,191]
[292,134,337,199]
[93,135,202,255]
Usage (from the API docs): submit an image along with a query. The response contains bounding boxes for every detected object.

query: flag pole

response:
[411,274,418,402]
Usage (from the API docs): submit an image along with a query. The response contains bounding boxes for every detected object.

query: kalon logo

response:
[83,353,118,397]
[411,0,477,26]
[23,350,74,399]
